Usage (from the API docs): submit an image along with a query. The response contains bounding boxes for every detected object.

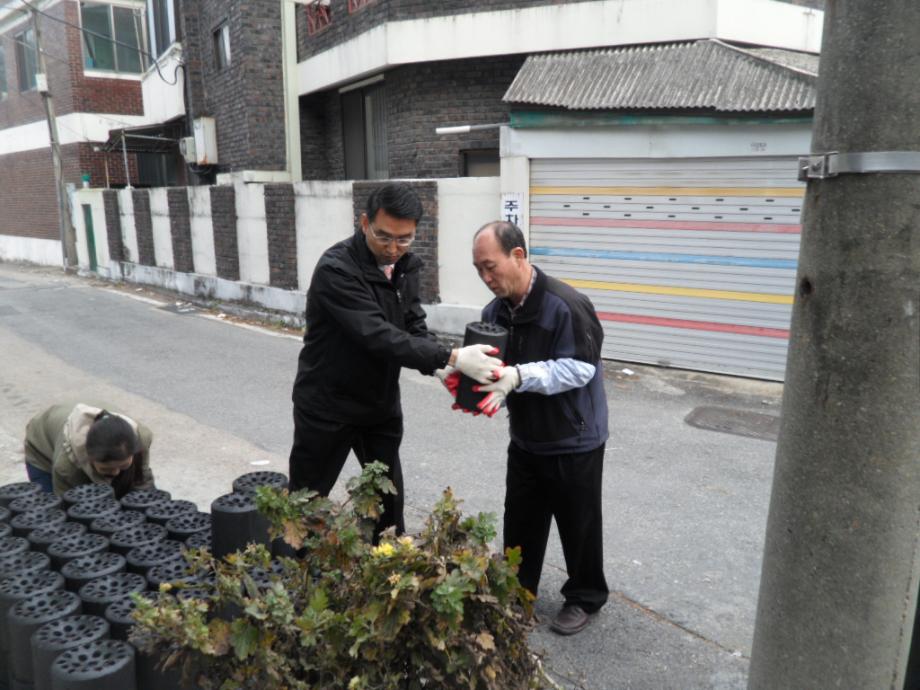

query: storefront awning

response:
[100,120,183,154]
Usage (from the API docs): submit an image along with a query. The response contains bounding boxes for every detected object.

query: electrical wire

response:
[14,0,182,85]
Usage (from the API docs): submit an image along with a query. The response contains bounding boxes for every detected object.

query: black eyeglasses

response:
[369,225,415,247]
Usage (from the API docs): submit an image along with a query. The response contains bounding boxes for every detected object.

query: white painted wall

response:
[293,181,354,291]
[717,0,823,53]
[118,189,139,264]
[501,122,814,160]
[425,177,503,333]
[298,0,822,94]
[8,178,520,334]
[0,236,62,266]
[234,183,271,285]
[437,177,499,308]
[149,188,175,269]
[141,44,186,125]
[120,263,305,318]
[188,187,217,277]
[0,113,152,156]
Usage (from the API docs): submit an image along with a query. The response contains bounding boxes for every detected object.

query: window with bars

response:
[348,0,376,13]
[81,2,145,74]
[306,1,332,36]
[15,27,37,91]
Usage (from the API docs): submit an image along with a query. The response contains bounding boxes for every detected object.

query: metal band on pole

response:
[798,151,920,180]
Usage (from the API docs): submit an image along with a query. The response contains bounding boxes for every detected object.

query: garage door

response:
[529,157,804,380]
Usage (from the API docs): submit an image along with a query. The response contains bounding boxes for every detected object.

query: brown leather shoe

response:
[549,604,591,636]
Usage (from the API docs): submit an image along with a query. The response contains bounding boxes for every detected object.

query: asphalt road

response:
[0,261,784,689]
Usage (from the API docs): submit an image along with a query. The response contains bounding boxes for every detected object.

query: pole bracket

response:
[798,151,920,181]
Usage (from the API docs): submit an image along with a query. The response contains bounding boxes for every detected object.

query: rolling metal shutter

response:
[529,157,804,380]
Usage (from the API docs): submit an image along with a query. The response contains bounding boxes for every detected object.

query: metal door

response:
[529,157,804,380]
[82,204,98,272]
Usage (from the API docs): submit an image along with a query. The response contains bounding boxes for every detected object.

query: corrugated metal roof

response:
[503,39,818,113]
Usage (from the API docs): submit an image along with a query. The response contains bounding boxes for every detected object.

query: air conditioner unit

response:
[178,136,196,162]
[192,117,218,165]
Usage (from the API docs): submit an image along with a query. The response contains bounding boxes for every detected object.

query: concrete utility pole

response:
[31,7,78,268]
[748,3,920,689]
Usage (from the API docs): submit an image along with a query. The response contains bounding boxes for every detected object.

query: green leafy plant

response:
[132,462,557,689]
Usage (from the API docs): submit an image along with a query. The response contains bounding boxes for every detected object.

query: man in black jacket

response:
[290,183,502,535]
[472,220,610,636]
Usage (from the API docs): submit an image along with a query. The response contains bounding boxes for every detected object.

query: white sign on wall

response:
[501,192,523,227]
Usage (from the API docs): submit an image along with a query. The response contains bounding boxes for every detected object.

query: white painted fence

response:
[64,178,502,333]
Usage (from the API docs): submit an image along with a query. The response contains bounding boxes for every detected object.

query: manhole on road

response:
[684,406,780,442]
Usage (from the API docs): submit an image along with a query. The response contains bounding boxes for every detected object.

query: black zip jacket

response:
[482,266,609,455]
[292,232,451,424]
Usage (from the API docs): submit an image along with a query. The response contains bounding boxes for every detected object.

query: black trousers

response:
[288,405,405,535]
[504,442,609,612]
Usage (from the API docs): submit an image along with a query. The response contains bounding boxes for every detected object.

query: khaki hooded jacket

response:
[24,402,155,495]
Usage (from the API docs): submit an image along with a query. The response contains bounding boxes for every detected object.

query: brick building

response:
[0,0,148,260]
[24,0,824,381]
[0,0,824,268]
[293,0,825,182]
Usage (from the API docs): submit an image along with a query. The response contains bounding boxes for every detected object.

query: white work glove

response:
[475,365,521,417]
[454,344,503,384]
[434,365,460,398]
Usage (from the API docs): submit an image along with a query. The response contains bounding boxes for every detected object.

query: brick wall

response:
[0,148,61,240]
[324,95,345,179]
[240,2,287,170]
[386,56,522,178]
[102,190,124,261]
[299,93,331,180]
[132,190,155,266]
[177,0,206,120]
[167,188,194,273]
[0,141,138,242]
[301,56,521,181]
[191,0,287,174]
[0,3,71,129]
[264,184,298,289]
[296,0,578,61]
[79,146,138,189]
[352,180,439,303]
[210,185,240,280]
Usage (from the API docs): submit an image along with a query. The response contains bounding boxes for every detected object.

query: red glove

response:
[444,370,460,397]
